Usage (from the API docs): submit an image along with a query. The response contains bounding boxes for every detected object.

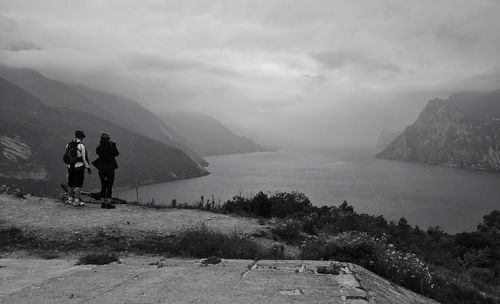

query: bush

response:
[221,191,312,218]
[77,252,120,265]
[0,226,30,248]
[270,219,302,241]
[173,223,262,259]
[300,232,433,295]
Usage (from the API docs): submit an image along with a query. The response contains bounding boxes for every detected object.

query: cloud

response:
[311,50,401,73]
[434,23,479,47]
[302,73,327,84]
[5,41,42,51]
[1,0,500,146]
[128,54,205,72]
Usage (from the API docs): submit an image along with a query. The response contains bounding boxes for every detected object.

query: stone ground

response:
[0,258,437,304]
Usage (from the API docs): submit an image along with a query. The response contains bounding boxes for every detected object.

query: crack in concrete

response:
[239,260,258,280]
[337,264,371,304]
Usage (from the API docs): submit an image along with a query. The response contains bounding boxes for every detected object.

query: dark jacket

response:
[93,141,119,171]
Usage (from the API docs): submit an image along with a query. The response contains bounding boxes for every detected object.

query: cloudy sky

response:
[1,0,500,146]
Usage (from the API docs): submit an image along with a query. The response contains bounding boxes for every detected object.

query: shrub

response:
[14,188,25,199]
[201,256,222,265]
[300,232,433,295]
[221,191,312,218]
[268,192,311,218]
[0,226,30,248]
[173,223,261,259]
[77,252,120,265]
[270,219,302,241]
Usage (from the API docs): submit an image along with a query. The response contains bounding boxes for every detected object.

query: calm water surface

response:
[117,147,500,233]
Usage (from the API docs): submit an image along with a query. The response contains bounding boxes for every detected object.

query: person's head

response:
[100,133,111,145]
[75,130,86,140]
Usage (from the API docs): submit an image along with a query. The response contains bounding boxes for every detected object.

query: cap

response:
[100,133,110,140]
[75,130,86,139]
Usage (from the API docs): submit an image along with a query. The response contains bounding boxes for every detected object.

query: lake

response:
[116,147,500,233]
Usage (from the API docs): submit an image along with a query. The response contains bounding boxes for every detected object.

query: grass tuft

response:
[77,252,120,265]
[174,223,262,259]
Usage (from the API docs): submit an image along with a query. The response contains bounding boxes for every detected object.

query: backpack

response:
[63,141,80,167]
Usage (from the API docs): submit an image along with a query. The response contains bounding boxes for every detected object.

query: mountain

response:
[376,90,500,171]
[161,112,266,156]
[0,77,208,195]
[0,65,208,167]
[375,129,402,149]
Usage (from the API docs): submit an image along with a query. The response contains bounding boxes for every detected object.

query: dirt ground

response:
[0,194,264,235]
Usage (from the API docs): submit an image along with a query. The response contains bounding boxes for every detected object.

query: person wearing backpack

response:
[92,133,119,209]
[63,130,91,206]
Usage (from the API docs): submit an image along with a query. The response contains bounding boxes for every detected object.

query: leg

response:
[99,170,106,201]
[67,168,75,202]
[74,187,81,201]
[73,167,85,206]
[106,170,115,199]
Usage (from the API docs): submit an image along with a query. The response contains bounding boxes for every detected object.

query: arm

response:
[80,144,91,168]
[112,142,119,157]
[96,143,119,158]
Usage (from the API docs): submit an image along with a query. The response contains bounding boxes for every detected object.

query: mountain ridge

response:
[0,65,208,167]
[376,89,500,171]
[0,77,208,195]
[161,111,266,156]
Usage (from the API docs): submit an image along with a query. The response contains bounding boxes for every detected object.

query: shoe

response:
[65,197,74,204]
[101,202,106,209]
[106,203,116,209]
[73,200,85,207]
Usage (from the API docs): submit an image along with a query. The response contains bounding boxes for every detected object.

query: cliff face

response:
[376,94,500,171]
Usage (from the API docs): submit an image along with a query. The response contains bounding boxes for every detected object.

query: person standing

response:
[64,130,91,206]
[93,133,119,209]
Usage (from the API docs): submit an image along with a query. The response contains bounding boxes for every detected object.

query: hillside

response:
[0,77,208,195]
[0,66,207,167]
[0,194,437,304]
[376,90,500,171]
[162,112,265,156]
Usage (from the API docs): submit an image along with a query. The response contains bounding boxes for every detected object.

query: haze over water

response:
[118,148,500,233]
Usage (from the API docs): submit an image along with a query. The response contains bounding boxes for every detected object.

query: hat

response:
[75,130,86,139]
[100,133,110,140]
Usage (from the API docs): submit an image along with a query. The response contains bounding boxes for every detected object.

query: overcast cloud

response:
[1,0,500,146]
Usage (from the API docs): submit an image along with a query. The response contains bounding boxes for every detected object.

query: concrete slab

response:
[0,258,437,304]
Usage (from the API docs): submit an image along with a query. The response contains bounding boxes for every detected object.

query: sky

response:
[1,0,500,147]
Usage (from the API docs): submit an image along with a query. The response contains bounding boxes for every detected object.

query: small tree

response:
[478,210,500,234]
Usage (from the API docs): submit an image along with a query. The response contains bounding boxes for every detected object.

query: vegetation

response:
[78,252,120,265]
[2,190,499,303]
[0,223,273,261]
[211,191,500,304]
[174,223,261,259]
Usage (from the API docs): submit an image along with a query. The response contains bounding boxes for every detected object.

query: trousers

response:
[99,170,115,199]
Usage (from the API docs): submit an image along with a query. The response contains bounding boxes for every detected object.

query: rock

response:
[377,92,500,172]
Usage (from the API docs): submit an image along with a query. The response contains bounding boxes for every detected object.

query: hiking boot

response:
[73,200,85,207]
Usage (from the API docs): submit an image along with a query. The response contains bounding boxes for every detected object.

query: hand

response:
[87,168,92,174]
